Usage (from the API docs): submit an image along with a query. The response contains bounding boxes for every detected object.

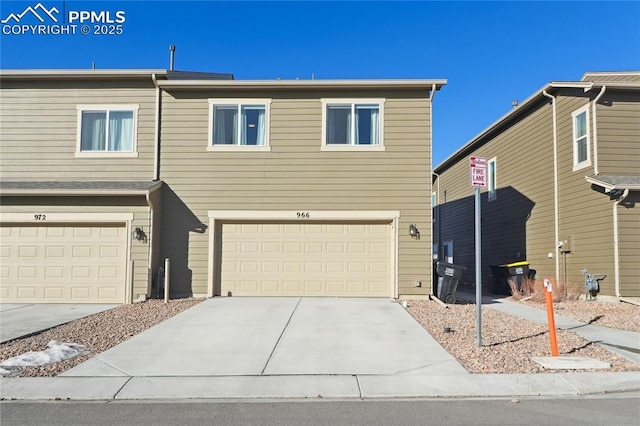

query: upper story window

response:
[321,99,385,151]
[76,105,139,157]
[572,105,591,170]
[208,99,271,151]
[488,157,497,200]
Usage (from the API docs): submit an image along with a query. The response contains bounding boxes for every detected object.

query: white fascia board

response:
[0,188,160,197]
[585,176,640,191]
[0,69,168,79]
[157,79,447,90]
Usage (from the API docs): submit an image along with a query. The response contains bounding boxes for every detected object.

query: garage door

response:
[0,224,127,303]
[221,222,392,297]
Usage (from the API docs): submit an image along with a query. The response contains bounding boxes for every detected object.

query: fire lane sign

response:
[470,156,487,188]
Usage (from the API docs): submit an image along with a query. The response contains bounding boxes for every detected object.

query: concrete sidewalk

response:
[485,298,640,364]
[0,303,118,343]
[1,372,638,400]
[1,297,639,401]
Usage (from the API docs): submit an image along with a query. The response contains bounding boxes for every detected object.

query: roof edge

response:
[581,71,640,81]
[434,80,640,174]
[585,176,640,191]
[0,181,162,196]
[156,79,447,90]
[0,69,235,80]
[0,69,169,79]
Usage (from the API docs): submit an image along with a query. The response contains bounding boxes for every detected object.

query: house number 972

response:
[296,212,310,219]
[34,214,46,221]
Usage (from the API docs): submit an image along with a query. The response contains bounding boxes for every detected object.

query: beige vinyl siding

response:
[435,87,637,296]
[618,192,640,297]
[0,80,156,181]
[159,88,432,297]
[554,93,617,292]
[596,91,640,176]
[435,100,556,286]
[0,196,151,300]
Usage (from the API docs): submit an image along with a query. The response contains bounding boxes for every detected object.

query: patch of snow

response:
[0,341,86,377]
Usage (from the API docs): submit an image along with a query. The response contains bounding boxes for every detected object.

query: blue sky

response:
[1,1,639,165]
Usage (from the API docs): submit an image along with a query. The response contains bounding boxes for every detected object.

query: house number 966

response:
[296,212,310,219]
[34,214,46,221]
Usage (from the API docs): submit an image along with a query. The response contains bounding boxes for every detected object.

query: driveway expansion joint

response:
[112,376,133,400]
[260,297,302,375]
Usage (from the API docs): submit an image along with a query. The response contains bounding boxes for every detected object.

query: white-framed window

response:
[488,157,497,201]
[321,99,385,151]
[572,105,591,170]
[208,99,271,151]
[76,105,139,157]
[443,240,454,264]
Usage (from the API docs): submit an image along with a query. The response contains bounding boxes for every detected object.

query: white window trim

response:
[488,157,497,201]
[321,98,385,151]
[207,99,272,152]
[572,105,591,171]
[75,105,139,158]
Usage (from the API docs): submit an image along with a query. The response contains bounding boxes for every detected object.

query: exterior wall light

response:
[133,227,147,242]
[409,224,420,239]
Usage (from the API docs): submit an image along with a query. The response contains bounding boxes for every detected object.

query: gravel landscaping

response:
[1,295,638,377]
[0,298,203,377]
[520,299,640,332]
[401,297,640,374]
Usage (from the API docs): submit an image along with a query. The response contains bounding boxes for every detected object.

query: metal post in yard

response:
[475,186,482,347]
[164,257,170,304]
[544,278,559,356]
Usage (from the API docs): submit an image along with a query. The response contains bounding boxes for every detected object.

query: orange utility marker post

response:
[543,278,559,356]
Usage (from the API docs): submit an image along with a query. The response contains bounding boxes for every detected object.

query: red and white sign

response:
[470,156,487,187]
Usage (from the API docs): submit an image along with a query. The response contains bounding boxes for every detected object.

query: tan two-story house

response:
[0,69,446,303]
[433,71,640,299]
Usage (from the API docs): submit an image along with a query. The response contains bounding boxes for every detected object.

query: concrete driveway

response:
[63,297,467,377]
[0,304,118,343]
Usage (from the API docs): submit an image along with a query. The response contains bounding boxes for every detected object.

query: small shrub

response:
[509,278,582,303]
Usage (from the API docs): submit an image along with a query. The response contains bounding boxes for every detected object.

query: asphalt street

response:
[2,394,639,426]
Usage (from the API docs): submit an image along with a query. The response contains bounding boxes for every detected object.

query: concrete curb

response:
[2,372,639,401]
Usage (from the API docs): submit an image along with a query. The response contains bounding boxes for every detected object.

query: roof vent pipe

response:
[169,45,176,71]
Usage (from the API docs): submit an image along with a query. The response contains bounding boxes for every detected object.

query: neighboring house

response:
[433,71,640,298]
[0,69,446,303]
[0,69,232,304]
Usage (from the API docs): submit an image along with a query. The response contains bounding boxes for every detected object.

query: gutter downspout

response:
[613,188,629,298]
[429,84,436,296]
[542,90,560,284]
[151,73,161,181]
[148,73,160,300]
[145,191,157,300]
[591,86,606,176]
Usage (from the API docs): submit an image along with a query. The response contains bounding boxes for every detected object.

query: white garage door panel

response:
[221,222,392,297]
[0,225,126,303]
